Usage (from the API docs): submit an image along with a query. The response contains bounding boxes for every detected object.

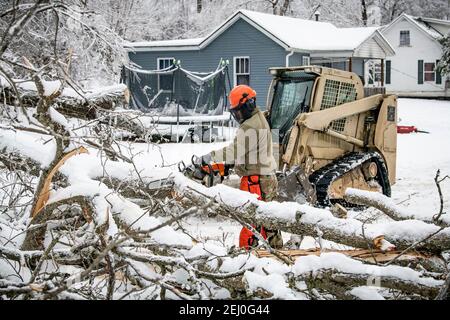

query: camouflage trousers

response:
[258,175,283,249]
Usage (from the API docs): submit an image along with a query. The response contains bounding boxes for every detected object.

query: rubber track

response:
[309,151,391,208]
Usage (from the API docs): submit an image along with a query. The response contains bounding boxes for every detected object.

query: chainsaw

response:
[178,155,231,187]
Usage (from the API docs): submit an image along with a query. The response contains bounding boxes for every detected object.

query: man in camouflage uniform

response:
[198,85,283,249]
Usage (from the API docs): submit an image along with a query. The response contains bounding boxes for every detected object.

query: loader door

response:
[269,74,316,143]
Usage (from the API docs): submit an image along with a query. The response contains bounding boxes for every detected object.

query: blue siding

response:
[289,52,309,66]
[128,19,292,108]
[352,58,365,80]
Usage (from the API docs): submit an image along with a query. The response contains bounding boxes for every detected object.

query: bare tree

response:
[361,0,368,26]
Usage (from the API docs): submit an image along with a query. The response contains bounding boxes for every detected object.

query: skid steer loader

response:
[180,66,397,208]
[268,66,397,207]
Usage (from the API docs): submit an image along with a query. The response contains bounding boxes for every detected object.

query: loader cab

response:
[266,66,366,170]
[267,67,319,143]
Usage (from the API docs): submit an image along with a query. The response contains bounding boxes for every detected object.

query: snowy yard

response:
[393,99,450,217]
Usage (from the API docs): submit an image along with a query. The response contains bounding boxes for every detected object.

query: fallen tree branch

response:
[344,188,415,221]
[2,147,450,255]
[299,270,441,300]
[173,183,450,253]
[1,83,129,120]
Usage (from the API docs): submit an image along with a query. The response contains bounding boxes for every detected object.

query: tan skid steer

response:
[267,66,398,207]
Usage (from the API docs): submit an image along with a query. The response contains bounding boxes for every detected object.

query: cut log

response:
[21,195,94,251]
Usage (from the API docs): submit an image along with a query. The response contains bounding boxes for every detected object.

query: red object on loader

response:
[397,126,430,134]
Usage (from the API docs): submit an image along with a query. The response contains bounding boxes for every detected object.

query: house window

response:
[157,57,175,92]
[424,62,436,82]
[302,56,311,66]
[400,30,410,46]
[234,57,250,86]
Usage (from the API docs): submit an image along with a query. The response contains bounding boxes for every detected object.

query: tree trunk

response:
[279,0,290,16]
[361,0,368,26]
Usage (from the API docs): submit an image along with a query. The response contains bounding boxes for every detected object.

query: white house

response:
[380,13,450,98]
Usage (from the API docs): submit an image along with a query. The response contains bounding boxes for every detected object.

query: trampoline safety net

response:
[121,63,229,117]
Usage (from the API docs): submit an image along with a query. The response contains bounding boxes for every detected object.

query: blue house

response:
[125,9,395,110]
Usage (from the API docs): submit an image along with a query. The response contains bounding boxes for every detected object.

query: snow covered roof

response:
[419,17,450,28]
[409,15,445,40]
[383,13,449,41]
[234,10,380,52]
[125,9,394,57]
[124,37,204,49]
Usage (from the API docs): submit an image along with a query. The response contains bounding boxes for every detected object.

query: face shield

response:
[230,107,244,124]
[230,98,257,124]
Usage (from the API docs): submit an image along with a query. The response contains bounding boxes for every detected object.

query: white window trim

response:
[302,56,311,66]
[157,57,175,92]
[233,56,250,87]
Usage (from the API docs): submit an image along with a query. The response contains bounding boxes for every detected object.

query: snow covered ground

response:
[392,99,450,217]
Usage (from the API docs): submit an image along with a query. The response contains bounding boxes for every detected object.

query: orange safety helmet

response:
[229,85,257,109]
